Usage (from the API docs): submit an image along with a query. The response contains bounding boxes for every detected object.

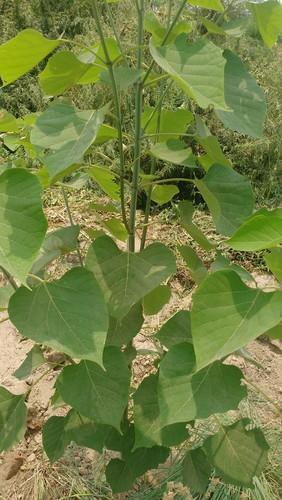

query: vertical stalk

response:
[91,0,129,233]
[128,0,145,252]
[0,266,18,290]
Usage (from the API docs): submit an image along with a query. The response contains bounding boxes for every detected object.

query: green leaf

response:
[9,268,109,365]
[248,0,282,48]
[151,184,179,205]
[57,347,130,430]
[30,102,106,180]
[0,284,14,311]
[0,29,60,86]
[204,420,269,487]
[142,106,193,141]
[86,236,176,319]
[106,303,144,347]
[196,164,254,236]
[102,217,127,242]
[94,124,118,145]
[188,0,224,12]
[211,253,254,283]
[264,248,282,283]
[31,225,80,275]
[150,139,196,167]
[197,135,232,170]
[100,65,142,91]
[158,343,246,426]
[227,209,282,251]
[215,50,267,138]
[191,270,282,370]
[134,374,189,448]
[179,245,207,284]
[265,323,282,340]
[150,35,227,110]
[144,13,192,44]
[0,109,19,132]
[43,410,110,462]
[0,387,27,452]
[14,345,45,380]
[178,201,215,251]
[89,166,120,201]
[106,446,169,494]
[77,38,121,84]
[156,310,192,349]
[182,448,211,494]
[201,18,226,35]
[0,168,47,283]
[222,17,251,37]
[39,51,92,96]
[143,285,171,316]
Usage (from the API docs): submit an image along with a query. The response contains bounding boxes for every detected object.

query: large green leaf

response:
[30,102,106,180]
[106,303,144,347]
[39,51,92,96]
[156,310,192,349]
[211,253,254,284]
[215,50,266,138]
[196,164,254,236]
[31,225,80,275]
[182,448,211,494]
[204,420,269,487]
[133,374,189,448]
[150,35,227,110]
[14,345,45,380]
[0,29,60,86]
[158,343,246,426]
[9,268,109,365]
[0,387,27,452]
[0,169,47,283]
[248,0,282,48]
[191,270,282,369]
[264,248,282,283]
[142,107,193,141]
[150,139,196,167]
[57,347,130,430]
[227,209,282,251]
[178,201,215,251]
[188,0,224,11]
[43,410,110,462]
[86,236,176,319]
[106,446,169,494]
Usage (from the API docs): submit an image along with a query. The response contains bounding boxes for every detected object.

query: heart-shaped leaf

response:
[9,268,109,365]
[192,270,282,369]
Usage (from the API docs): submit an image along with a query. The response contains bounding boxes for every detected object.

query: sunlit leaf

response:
[228,209,282,251]
[248,0,282,48]
[9,268,109,365]
[191,270,282,369]
[0,169,47,283]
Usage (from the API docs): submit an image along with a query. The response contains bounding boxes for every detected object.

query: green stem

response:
[61,187,84,267]
[104,1,127,63]
[91,0,130,233]
[128,0,145,252]
[143,0,188,85]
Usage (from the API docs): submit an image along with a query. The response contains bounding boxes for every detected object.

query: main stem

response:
[91,0,129,233]
[128,0,145,252]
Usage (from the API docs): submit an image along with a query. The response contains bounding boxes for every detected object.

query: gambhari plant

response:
[0,0,281,495]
